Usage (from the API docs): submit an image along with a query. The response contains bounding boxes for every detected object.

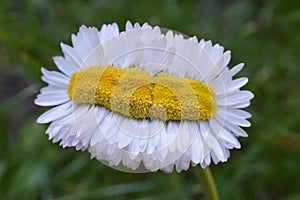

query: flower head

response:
[35,21,254,172]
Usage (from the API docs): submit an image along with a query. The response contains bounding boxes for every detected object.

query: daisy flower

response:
[35,21,253,172]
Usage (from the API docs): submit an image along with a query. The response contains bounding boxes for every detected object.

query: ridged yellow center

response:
[67,66,217,121]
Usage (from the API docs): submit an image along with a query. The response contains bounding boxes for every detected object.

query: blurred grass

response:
[0,0,300,199]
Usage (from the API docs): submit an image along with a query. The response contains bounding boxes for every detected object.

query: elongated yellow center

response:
[68,66,217,121]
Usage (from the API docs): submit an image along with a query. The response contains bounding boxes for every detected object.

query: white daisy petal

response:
[99,23,120,43]
[35,93,69,106]
[221,50,231,70]
[40,85,66,95]
[41,67,69,86]
[220,63,244,82]
[222,107,252,119]
[46,125,62,140]
[53,56,76,76]
[217,90,254,106]
[60,43,82,69]
[215,77,248,95]
[210,118,241,149]
[37,102,72,123]
[125,20,133,31]
[71,25,105,67]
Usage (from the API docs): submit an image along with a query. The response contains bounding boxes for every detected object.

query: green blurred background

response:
[0,0,299,199]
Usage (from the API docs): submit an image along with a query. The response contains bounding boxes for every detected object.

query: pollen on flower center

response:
[67,66,217,121]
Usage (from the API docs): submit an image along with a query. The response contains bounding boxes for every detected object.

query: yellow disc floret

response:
[67,66,217,121]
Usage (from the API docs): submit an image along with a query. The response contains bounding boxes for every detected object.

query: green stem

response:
[168,171,189,200]
[196,167,219,200]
